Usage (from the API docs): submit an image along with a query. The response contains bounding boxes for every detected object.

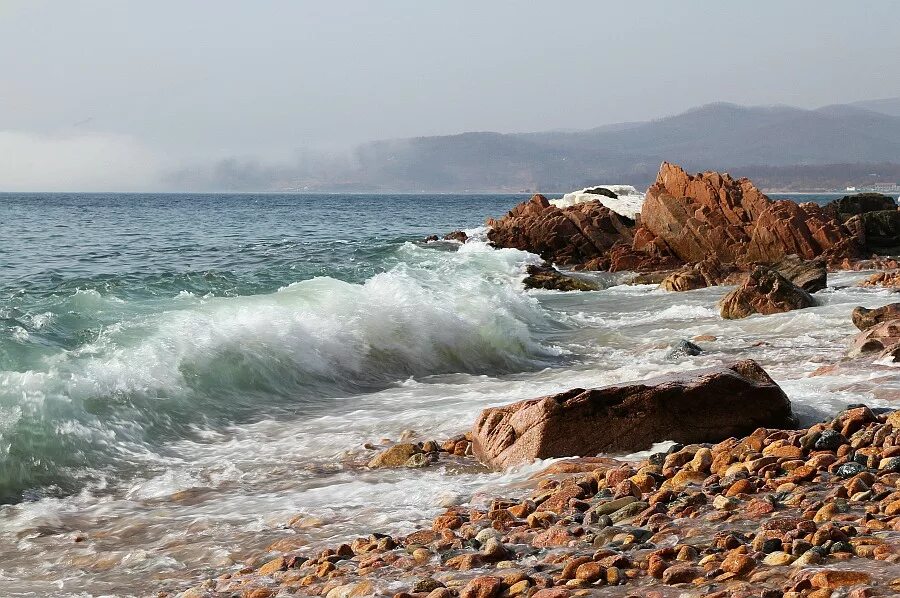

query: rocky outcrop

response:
[522,264,599,292]
[719,266,815,319]
[859,271,900,289]
[471,360,796,469]
[852,303,900,330]
[769,254,827,293]
[634,163,858,266]
[486,195,635,266]
[848,320,900,358]
[823,192,897,222]
[845,210,900,255]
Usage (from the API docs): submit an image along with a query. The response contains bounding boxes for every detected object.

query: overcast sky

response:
[2,0,900,190]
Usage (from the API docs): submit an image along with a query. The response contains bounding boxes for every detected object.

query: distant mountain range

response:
[169,98,900,192]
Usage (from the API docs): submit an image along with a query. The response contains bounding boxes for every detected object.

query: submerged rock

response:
[665,339,703,360]
[471,360,797,469]
[720,266,815,319]
[852,303,900,330]
[443,230,468,243]
[367,443,421,468]
[522,264,599,292]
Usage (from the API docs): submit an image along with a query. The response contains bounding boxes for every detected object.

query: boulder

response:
[443,230,468,243]
[486,195,636,266]
[848,320,900,357]
[851,303,900,331]
[845,210,900,254]
[522,264,599,292]
[823,192,897,222]
[769,254,827,293]
[367,443,422,468]
[720,266,816,319]
[471,360,797,469]
[658,258,739,292]
[666,339,703,360]
[634,162,858,266]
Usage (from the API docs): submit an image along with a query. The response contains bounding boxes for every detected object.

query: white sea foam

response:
[550,184,645,218]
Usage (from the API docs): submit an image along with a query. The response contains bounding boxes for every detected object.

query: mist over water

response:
[0,192,896,596]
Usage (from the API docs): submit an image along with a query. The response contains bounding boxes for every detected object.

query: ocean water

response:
[0,192,897,597]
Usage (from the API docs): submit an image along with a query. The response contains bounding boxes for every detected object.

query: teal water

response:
[1,193,546,503]
[0,191,895,597]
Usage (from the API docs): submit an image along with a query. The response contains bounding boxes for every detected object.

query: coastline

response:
[164,166,900,598]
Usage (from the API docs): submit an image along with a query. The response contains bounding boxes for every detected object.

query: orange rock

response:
[810,570,871,589]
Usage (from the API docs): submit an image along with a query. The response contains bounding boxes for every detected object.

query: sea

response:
[0,191,898,596]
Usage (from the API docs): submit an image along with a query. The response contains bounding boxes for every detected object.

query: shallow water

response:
[0,192,897,597]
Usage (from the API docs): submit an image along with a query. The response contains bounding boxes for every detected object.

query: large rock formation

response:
[845,210,900,255]
[471,360,797,469]
[635,163,858,266]
[486,194,635,266]
[823,192,897,222]
[719,266,816,319]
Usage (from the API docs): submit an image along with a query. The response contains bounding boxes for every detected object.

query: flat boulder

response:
[471,360,797,469]
[720,266,816,319]
[852,303,900,331]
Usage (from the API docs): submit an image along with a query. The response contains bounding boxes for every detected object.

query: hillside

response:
[171,101,900,192]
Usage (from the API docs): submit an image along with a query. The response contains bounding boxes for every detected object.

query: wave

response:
[550,184,645,219]
[0,241,562,502]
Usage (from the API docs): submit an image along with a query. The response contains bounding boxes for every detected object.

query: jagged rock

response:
[852,303,900,331]
[523,264,599,292]
[769,254,827,293]
[823,192,897,222]
[720,266,816,319]
[486,195,635,266]
[859,271,900,289]
[635,163,858,266]
[849,320,900,357]
[471,360,797,469]
[666,340,703,360]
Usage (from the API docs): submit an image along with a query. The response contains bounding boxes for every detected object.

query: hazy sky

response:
[2,0,900,190]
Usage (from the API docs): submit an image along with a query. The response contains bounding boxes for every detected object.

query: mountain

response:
[850,97,900,118]
[174,101,900,192]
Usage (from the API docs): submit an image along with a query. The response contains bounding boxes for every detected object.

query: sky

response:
[2,0,900,190]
